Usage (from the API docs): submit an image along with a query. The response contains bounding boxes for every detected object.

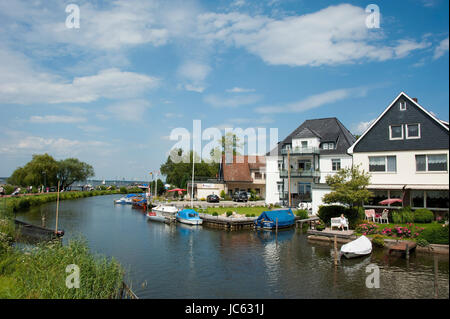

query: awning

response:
[368,184,405,190]
[404,184,449,190]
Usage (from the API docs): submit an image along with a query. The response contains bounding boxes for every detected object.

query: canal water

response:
[16,195,449,299]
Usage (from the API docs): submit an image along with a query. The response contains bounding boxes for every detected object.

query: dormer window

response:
[301,141,308,148]
[399,101,407,111]
[322,142,335,150]
[389,125,403,140]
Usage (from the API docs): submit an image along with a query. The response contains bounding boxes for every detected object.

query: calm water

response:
[16,195,449,299]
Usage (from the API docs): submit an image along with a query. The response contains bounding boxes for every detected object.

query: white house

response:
[266,117,355,214]
[348,92,449,214]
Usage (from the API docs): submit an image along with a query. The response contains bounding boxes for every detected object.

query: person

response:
[0,186,5,196]
[339,213,348,231]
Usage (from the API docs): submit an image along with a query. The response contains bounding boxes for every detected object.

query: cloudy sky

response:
[0,0,448,180]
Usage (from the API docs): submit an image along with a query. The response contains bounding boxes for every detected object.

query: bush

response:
[392,207,415,224]
[418,224,449,245]
[119,187,127,194]
[317,205,363,229]
[226,211,233,217]
[295,209,309,219]
[413,209,434,223]
[212,212,218,216]
[355,222,379,235]
[372,235,385,248]
[416,238,430,247]
[315,221,325,231]
[220,190,226,199]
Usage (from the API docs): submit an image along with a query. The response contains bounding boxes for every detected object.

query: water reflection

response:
[15,195,449,299]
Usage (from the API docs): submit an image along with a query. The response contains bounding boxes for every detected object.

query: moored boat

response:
[340,235,372,259]
[147,205,178,223]
[254,209,295,230]
[114,194,143,204]
[176,209,203,225]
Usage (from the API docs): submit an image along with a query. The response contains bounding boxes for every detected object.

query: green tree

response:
[322,165,373,208]
[57,158,94,190]
[8,154,59,187]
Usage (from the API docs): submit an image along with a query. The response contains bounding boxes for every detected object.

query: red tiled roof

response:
[222,155,266,182]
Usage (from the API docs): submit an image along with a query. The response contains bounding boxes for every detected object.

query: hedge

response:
[413,208,434,223]
[418,224,449,245]
[317,205,364,229]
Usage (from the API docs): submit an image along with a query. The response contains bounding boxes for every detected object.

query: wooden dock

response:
[307,228,355,239]
[199,213,256,230]
[295,216,319,230]
[388,241,417,258]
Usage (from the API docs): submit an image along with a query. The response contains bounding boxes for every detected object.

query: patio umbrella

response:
[379,198,403,205]
[167,188,187,192]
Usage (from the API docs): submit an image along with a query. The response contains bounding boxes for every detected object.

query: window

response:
[298,160,311,171]
[426,191,449,209]
[254,172,262,179]
[389,125,403,140]
[278,160,284,171]
[369,156,397,172]
[399,101,407,111]
[368,190,388,206]
[416,154,448,172]
[322,142,335,150]
[332,159,341,171]
[406,124,420,139]
[301,141,308,148]
[411,190,424,208]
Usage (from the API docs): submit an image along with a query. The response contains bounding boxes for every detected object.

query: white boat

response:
[147,205,178,223]
[176,209,203,225]
[340,235,372,259]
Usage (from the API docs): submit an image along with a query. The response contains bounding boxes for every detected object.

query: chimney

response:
[412,97,418,103]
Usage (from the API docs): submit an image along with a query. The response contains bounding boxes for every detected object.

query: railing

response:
[281,147,320,155]
[279,170,321,178]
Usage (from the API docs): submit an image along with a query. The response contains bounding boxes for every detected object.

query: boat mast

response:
[191,145,195,208]
[55,180,60,235]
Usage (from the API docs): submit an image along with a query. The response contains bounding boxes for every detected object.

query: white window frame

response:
[369,155,397,173]
[331,159,341,171]
[415,154,448,173]
[389,124,404,140]
[399,101,407,111]
[405,123,421,139]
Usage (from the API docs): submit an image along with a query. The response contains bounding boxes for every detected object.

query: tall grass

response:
[0,238,124,299]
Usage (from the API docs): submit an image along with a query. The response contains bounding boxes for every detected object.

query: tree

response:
[322,165,373,208]
[8,154,94,189]
[57,158,94,190]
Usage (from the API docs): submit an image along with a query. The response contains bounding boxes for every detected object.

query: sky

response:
[0,0,448,181]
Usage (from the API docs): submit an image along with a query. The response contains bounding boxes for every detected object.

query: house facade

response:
[188,155,266,200]
[348,92,449,213]
[266,118,355,214]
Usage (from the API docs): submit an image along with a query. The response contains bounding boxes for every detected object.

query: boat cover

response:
[340,235,372,255]
[255,209,295,228]
[177,209,200,219]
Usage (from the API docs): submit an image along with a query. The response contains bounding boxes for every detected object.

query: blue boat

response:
[176,209,203,225]
[114,193,143,204]
[255,209,295,230]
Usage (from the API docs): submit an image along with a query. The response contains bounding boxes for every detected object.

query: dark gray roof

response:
[268,117,356,155]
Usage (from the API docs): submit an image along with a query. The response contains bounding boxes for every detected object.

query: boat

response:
[147,204,178,223]
[114,194,142,204]
[176,209,203,225]
[131,197,147,210]
[14,219,64,241]
[254,209,295,230]
[340,235,372,259]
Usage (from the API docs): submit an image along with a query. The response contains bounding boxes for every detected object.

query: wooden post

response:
[405,243,409,260]
[55,180,60,235]
[434,255,438,299]
[275,218,278,234]
[334,235,338,266]
[287,149,291,208]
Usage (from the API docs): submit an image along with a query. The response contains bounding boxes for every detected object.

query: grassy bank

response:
[0,217,124,299]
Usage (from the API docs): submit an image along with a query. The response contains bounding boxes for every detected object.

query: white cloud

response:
[0,47,159,104]
[226,87,256,93]
[352,119,375,135]
[196,4,430,67]
[29,115,87,124]
[255,88,368,114]
[204,94,262,108]
[177,61,211,92]
[164,113,183,118]
[433,37,449,59]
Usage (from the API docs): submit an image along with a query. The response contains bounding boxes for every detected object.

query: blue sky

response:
[0,0,448,180]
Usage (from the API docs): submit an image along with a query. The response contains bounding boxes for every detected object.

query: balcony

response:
[281,147,320,155]
[279,169,321,178]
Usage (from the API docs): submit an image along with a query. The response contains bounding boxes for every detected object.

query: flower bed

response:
[355,222,426,240]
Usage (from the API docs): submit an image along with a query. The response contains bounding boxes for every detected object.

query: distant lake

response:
[16,195,449,299]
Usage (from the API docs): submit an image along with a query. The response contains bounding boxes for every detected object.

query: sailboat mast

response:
[191,146,195,208]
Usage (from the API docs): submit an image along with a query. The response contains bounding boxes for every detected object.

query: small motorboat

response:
[176,209,203,225]
[340,235,372,259]
[254,209,295,230]
[147,205,178,223]
[114,194,142,204]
